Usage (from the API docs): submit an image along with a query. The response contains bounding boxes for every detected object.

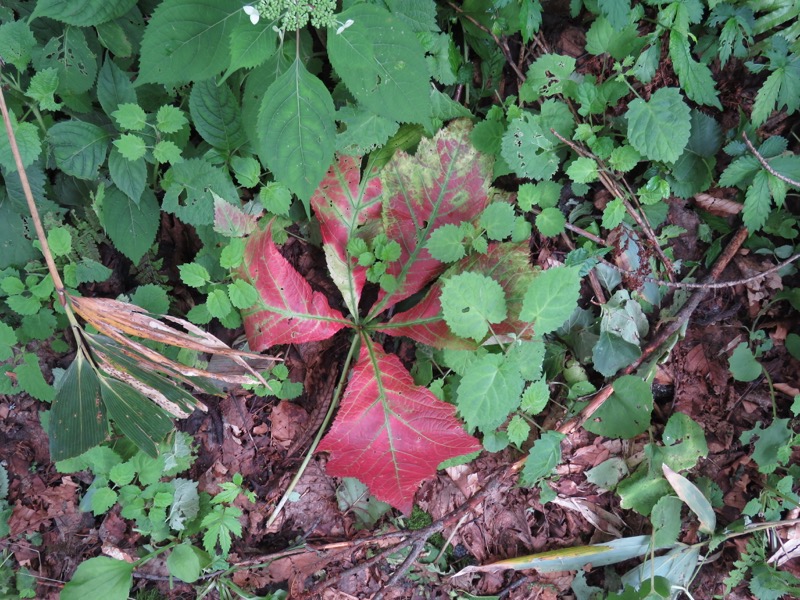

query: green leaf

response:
[16,353,55,402]
[257,58,335,208]
[598,0,631,30]
[101,186,159,264]
[517,181,561,210]
[206,288,233,319]
[228,280,259,310]
[47,227,72,257]
[729,342,761,381]
[480,203,516,240]
[742,170,773,232]
[153,141,183,164]
[535,207,566,237]
[520,431,565,486]
[0,114,41,172]
[99,375,173,458]
[0,20,37,70]
[169,478,200,530]
[230,156,261,188]
[427,223,467,262]
[586,457,629,491]
[751,58,800,126]
[0,323,17,362]
[167,544,202,583]
[566,156,599,183]
[49,353,108,461]
[108,462,135,486]
[189,79,247,153]
[501,116,560,180]
[34,27,97,95]
[60,557,133,600]
[609,144,641,172]
[602,197,626,229]
[520,266,582,335]
[669,31,722,109]
[440,273,507,342]
[592,331,641,377]
[75,259,113,285]
[258,183,293,216]
[130,284,170,314]
[162,158,239,227]
[741,419,793,474]
[109,149,146,203]
[47,120,109,180]
[222,19,278,80]
[200,505,242,557]
[138,0,243,84]
[97,58,137,117]
[584,375,653,439]
[625,88,691,163]
[31,0,136,26]
[26,67,61,111]
[155,105,188,134]
[456,353,524,433]
[507,415,531,446]
[328,4,432,125]
[335,105,400,156]
[520,379,549,415]
[650,495,682,547]
[91,486,118,516]
[113,134,147,161]
[112,103,147,131]
[179,263,211,288]
[662,464,716,535]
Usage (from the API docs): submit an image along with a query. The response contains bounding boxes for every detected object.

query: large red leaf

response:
[310,155,382,316]
[376,242,538,348]
[369,120,496,316]
[318,340,481,513]
[240,222,351,350]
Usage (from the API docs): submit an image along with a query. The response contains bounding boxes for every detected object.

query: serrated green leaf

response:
[0,114,41,172]
[16,353,55,402]
[521,431,565,486]
[586,457,629,491]
[427,223,467,262]
[97,58,137,117]
[113,134,147,161]
[669,32,722,109]
[0,323,17,362]
[91,486,118,516]
[441,273,507,342]
[584,375,653,439]
[517,181,561,210]
[179,263,211,288]
[625,88,691,163]
[31,0,136,26]
[153,140,183,164]
[75,259,113,285]
[328,4,432,125]
[535,207,566,237]
[729,342,761,381]
[0,20,37,70]
[222,19,277,80]
[598,0,631,30]
[102,186,158,264]
[200,505,242,557]
[189,79,247,152]
[501,116,560,181]
[742,170,773,231]
[650,495,682,547]
[130,284,170,314]
[206,288,233,319]
[34,27,96,96]
[258,183,293,215]
[47,227,72,257]
[49,353,107,461]
[138,0,243,84]
[520,379,549,415]
[26,67,61,111]
[609,144,641,172]
[108,462,136,486]
[456,353,524,433]
[257,58,335,208]
[48,121,109,179]
[230,156,261,188]
[112,103,147,131]
[566,156,599,183]
[480,203,516,240]
[162,158,239,227]
[335,105,400,156]
[155,105,188,134]
[507,415,531,446]
[109,148,146,203]
[169,478,200,531]
[60,557,133,600]
[227,279,259,310]
[520,266,581,335]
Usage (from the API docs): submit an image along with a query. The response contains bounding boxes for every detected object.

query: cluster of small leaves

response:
[347,233,402,292]
[242,363,302,399]
[723,532,800,600]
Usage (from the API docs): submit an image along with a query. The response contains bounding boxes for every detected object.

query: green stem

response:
[265,333,361,528]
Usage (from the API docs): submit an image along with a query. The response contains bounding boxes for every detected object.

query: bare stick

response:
[742,132,800,188]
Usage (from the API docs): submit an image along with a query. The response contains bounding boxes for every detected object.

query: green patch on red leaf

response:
[318,340,481,513]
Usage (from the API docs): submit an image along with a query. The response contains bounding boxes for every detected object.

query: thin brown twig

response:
[372,538,428,600]
[446,1,527,83]
[742,132,800,188]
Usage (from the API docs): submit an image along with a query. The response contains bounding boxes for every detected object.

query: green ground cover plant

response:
[0,0,799,598]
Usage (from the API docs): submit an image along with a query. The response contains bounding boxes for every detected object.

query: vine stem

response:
[265,333,360,528]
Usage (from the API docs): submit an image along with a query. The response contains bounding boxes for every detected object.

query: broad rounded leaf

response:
[257,58,336,206]
[584,375,654,439]
[328,4,432,125]
[60,556,133,600]
[319,342,481,513]
[240,222,349,350]
[456,353,524,433]
[32,0,137,26]
[440,273,507,342]
[138,0,243,84]
[167,544,202,583]
[625,87,691,163]
[520,266,582,335]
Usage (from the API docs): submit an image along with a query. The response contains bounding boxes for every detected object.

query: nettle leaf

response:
[138,0,244,84]
[310,155,382,316]
[109,148,146,203]
[32,0,137,27]
[328,3,432,126]
[440,273,507,342]
[625,87,691,163]
[501,115,560,180]
[319,341,481,513]
[456,352,525,433]
[257,58,336,208]
[372,120,496,313]
[35,26,97,95]
[669,31,722,110]
[378,242,539,349]
[189,79,247,154]
[0,20,37,71]
[47,120,109,180]
[240,222,351,350]
[0,113,41,172]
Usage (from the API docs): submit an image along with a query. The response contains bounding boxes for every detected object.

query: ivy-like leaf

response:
[240,222,350,350]
[257,58,336,208]
[319,342,481,513]
[625,87,691,163]
[310,155,382,317]
[138,0,244,84]
[328,3,432,126]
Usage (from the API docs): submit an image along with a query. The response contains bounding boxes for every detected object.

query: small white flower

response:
[336,19,354,35]
[243,5,259,25]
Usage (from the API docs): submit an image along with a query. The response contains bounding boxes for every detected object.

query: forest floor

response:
[2,9,800,600]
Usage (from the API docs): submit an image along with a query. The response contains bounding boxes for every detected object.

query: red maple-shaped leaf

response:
[310,155,382,316]
[240,222,351,350]
[318,340,481,513]
[377,242,538,347]
[369,120,496,316]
